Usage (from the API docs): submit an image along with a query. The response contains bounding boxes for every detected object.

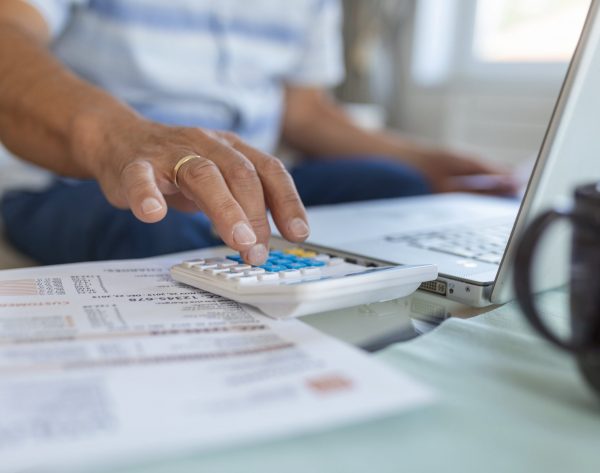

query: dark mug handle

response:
[514,209,596,354]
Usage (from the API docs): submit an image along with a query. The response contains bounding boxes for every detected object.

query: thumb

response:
[120,160,168,223]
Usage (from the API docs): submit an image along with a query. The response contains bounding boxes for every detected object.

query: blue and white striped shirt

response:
[26,0,345,153]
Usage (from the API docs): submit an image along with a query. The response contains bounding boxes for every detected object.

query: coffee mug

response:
[514,183,600,396]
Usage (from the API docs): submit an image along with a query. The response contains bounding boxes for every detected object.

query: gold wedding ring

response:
[173,154,203,188]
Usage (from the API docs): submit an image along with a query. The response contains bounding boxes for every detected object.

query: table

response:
[91,289,600,473]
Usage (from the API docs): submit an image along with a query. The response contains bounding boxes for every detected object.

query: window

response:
[412,0,592,86]
[473,0,591,63]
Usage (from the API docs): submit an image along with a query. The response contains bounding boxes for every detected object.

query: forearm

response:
[282,87,515,195]
[0,22,141,177]
[281,90,426,167]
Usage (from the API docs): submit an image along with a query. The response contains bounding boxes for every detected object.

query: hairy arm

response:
[0,1,138,177]
[282,86,515,194]
[0,1,310,265]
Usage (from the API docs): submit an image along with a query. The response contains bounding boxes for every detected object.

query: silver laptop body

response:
[301,0,600,307]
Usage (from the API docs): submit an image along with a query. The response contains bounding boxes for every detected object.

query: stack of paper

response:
[0,249,433,472]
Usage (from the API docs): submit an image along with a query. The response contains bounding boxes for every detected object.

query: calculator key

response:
[266,265,288,272]
[231,265,252,272]
[218,271,244,280]
[226,255,243,262]
[301,267,321,276]
[315,254,331,262]
[269,250,284,257]
[258,273,280,282]
[284,248,317,258]
[271,259,292,266]
[238,276,258,285]
[182,259,205,268]
[328,258,345,266]
[192,263,218,271]
[208,268,230,275]
[306,260,326,267]
[217,261,237,269]
[297,258,315,265]
[287,263,307,270]
[244,268,266,276]
[279,270,302,279]
[205,258,229,264]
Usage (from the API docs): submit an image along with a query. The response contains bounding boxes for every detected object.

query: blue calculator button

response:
[227,251,326,270]
[307,260,326,267]
[287,263,307,270]
[271,259,290,266]
[267,265,288,272]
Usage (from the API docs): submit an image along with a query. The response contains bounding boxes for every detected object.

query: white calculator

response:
[170,241,438,319]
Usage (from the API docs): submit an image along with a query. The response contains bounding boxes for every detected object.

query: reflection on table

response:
[301,290,499,351]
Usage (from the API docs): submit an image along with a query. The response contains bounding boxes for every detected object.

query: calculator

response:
[170,240,438,319]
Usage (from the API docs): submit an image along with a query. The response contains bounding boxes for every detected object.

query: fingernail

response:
[247,244,268,265]
[141,197,163,215]
[233,222,257,246]
[289,218,310,238]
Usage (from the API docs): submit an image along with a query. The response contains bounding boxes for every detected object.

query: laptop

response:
[298,0,600,307]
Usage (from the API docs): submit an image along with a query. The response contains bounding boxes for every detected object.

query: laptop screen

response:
[492,0,600,302]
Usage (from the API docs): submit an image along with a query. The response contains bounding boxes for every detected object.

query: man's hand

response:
[408,147,519,196]
[72,114,310,265]
[0,3,310,266]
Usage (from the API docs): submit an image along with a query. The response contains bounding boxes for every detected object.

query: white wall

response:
[396,80,564,166]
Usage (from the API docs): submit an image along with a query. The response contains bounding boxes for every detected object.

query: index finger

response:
[177,156,268,264]
[232,141,310,243]
[206,136,272,260]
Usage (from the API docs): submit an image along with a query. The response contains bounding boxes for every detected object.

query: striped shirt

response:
[25,0,345,153]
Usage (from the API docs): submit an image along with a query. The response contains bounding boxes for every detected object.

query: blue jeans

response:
[1,158,430,264]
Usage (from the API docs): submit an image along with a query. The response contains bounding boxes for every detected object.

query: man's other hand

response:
[412,148,520,196]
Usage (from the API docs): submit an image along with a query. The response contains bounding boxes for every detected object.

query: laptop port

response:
[419,280,448,296]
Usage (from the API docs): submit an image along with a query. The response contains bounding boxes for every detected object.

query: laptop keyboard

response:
[385,221,513,265]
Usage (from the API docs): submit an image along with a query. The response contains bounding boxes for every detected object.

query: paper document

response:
[0,249,433,473]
